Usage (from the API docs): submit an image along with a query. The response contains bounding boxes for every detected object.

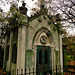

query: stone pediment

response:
[28,14,52,32]
[26,13,55,50]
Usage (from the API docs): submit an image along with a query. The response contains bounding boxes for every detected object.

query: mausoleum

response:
[3,2,63,75]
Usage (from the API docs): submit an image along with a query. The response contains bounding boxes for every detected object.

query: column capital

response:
[50,47,55,51]
[18,14,28,26]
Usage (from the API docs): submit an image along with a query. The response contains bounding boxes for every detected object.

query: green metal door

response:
[37,46,50,75]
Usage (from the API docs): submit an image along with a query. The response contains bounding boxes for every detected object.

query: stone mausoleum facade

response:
[3,3,63,75]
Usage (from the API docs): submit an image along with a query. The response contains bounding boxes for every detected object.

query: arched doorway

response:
[32,27,53,75]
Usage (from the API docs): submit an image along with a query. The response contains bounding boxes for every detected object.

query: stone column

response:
[8,32,13,74]
[51,47,54,75]
[59,35,63,73]
[16,15,28,74]
[3,36,7,70]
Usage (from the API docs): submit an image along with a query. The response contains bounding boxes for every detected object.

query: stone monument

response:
[19,3,28,15]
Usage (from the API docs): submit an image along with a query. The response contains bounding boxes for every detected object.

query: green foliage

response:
[66,55,74,61]
[63,36,75,66]
[0,3,20,37]
[8,12,20,28]
[7,3,20,27]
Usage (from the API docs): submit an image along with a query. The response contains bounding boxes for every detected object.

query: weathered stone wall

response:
[26,14,61,71]
[3,13,63,75]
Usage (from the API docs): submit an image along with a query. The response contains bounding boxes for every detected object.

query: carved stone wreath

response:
[40,35,47,44]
